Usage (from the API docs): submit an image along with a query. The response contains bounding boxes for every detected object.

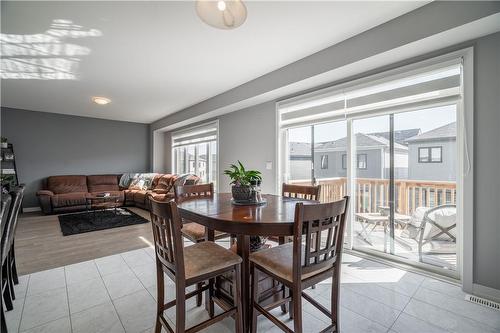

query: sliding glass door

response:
[279,57,463,277]
[352,114,391,254]
[393,106,457,271]
[284,121,347,203]
[349,106,458,273]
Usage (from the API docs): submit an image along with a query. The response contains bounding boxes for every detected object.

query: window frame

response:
[357,153,368,169]
[342,153,367,169]
[171,121,219,187]
[277,47,474,285]
[418,146,443,163]
[320,154,328,169]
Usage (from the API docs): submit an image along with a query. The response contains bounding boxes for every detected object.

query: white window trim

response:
[171,120,219,189]
[276,48,474,288]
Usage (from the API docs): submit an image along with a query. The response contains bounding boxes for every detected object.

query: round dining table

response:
[177,192,315,332]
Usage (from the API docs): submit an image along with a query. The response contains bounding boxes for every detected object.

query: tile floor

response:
[5,244,500,333]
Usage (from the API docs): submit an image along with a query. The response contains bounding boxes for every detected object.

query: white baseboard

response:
[473,283,500,303]
[23,206,41,213]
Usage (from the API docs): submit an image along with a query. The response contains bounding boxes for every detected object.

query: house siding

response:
[408,139,456,181]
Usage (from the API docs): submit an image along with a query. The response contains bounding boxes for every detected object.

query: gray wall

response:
[473,32,500,291]
[0,108,150,208]
[408,139,457,181]
[218,102,277,194]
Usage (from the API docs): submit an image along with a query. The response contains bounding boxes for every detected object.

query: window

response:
[320,155,328,169]
[358,154,367,169]
[418,146,442,163]
[342,154,367,169]
[172,122,218,186]
[279,54,465,277]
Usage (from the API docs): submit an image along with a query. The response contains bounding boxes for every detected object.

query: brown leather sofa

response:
[36,173,197,214]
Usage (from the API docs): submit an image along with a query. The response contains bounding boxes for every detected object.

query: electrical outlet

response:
[266,161,273,170]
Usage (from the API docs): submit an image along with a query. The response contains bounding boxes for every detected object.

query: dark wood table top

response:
[177,193,315,236]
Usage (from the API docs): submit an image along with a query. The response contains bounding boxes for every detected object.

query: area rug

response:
[58,208,149,236]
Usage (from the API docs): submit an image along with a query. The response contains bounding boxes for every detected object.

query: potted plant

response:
[0,137,8,149]
[224,160,262,202]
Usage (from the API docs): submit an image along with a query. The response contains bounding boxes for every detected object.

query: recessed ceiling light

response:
[92,96,111,105]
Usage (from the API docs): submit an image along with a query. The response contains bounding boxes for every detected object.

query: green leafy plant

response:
[224,160,262,186]
[0,137,7,143]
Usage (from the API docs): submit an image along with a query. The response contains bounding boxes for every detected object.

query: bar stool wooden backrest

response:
[149,198,185,280]
[282,183,321,201]
[293,197,349,283]
[2,186,24,263]
[174,183,214,202]
[292,196,349,332]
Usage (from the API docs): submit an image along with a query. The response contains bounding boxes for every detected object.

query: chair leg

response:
[280,284,288,314]
[154,261,165,333]
[175,282,186,333]
[1,306,7,333]
[289,289,294,319]
[10,244,18,285]
[2,263,13,311]
[331,276,340,332]
[196,282,203,307]
[234,265,244,333]
[7,256,15,300]
[292,285,302,333]
[250,264,259,333]
[205,278,214,318]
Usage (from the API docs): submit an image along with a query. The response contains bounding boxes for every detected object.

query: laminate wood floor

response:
[14,207,154,275]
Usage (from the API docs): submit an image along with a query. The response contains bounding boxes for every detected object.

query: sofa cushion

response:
[153,174,178,192]
[129,176,154,190]
[123,189,138,203]
[133,191,149,204]
[51,192,88,208]
[87,175,121,193]
[47,175,88,194]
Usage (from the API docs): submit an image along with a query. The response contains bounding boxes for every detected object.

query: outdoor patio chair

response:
[403,204,457,262]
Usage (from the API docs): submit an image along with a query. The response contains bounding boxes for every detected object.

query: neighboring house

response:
[406,122,457,181]
[289,129,419,181]
[288,141,313,180]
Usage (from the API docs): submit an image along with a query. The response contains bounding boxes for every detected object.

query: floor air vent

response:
[465,294,500,311]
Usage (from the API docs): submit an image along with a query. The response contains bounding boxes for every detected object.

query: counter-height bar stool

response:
[174,183,231,244]
[148,198,243,333]
[174,183,233,307]
[1,193,12,322]
[250,197,349,333]
[270,183,322,243]
[2,186,24,312]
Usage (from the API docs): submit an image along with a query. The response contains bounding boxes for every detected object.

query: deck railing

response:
[290,177,456,215]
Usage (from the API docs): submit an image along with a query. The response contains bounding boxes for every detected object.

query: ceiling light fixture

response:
[92,96,111,105]
[196,0,247,30]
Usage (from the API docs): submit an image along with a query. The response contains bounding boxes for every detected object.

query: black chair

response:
[2,186,24,312]
[1,193,12,332]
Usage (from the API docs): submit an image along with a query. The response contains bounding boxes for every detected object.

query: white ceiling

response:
[1,1,428,124]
